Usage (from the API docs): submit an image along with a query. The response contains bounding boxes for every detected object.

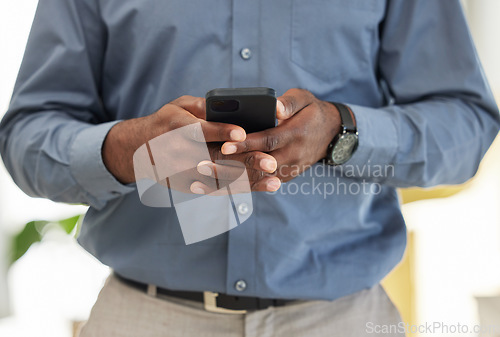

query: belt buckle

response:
[203,291,247,314]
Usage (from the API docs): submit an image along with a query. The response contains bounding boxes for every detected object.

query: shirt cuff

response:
[70,121,136,208]
[340,104,398,181]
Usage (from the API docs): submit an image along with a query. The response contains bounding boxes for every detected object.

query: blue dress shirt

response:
[0,0,499,300]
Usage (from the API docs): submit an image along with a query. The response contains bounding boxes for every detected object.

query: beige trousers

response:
[77,274,404,337]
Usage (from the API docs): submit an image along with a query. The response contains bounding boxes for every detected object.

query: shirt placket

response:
[231,0,260,87]
[225,0,260,296]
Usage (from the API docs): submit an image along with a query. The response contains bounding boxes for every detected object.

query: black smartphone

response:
[205,87,277,133]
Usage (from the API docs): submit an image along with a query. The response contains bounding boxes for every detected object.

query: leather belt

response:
[116,273,293,314]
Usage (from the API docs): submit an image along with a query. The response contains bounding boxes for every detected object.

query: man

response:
[0,0,498,336]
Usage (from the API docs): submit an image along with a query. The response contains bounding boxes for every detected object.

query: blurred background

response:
[0,1,499,336]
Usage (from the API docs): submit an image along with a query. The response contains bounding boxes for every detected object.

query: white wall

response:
[0,0,39,320]
[465,0,500,95]
[0,3,104,336]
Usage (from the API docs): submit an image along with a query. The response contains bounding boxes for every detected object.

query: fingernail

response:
[191,184,205,194]
[277,100,286,117]
[197,162,212,176]
[192,188,205,194]
[230,129,245,141]
[261,158,277,172]
[222,143,238,155]
[267,179,281,191]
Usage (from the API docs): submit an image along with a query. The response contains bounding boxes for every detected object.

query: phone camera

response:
[210,99,239,113]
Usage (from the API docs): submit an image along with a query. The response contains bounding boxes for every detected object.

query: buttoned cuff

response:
[340,104,398,182]
[70,121,135,208]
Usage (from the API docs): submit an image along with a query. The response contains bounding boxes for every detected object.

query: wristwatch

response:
[325,102,358,165]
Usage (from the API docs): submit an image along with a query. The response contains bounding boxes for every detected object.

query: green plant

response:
[9,215,82,266]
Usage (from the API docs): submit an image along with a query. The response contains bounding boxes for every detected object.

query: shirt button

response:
[237,203,249,215]
[235,280,247,292]
[240,48,252,60]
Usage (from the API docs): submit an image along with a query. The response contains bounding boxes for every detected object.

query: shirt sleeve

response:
[343,0,500,187]
[0,0,135,210]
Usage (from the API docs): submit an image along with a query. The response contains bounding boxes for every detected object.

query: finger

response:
[251,175,281,192]
[170,95,206,119]
[173,114,246,143]
[268,148,308,182]
[190,175,281,194]
[276,88,315,120]
[206,151,278,174]
[198,160,275,186]
[190,181,242,195]
[197,160,247,181]
[168,98,246,143]
[221,125,296,155]
[199,120,246,142]
[168,116,246,143]
[190,181,214,195]
[167,167,218,192]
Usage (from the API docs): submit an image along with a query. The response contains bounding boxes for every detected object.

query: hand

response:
[103,95,281,193]
[218,89,341,182]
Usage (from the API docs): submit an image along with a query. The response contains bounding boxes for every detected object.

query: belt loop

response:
[147,284,157,297]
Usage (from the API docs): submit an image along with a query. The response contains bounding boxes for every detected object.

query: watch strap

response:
[331,102,356,132]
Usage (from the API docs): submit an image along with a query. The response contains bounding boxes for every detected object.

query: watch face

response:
[332,133,358,164]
